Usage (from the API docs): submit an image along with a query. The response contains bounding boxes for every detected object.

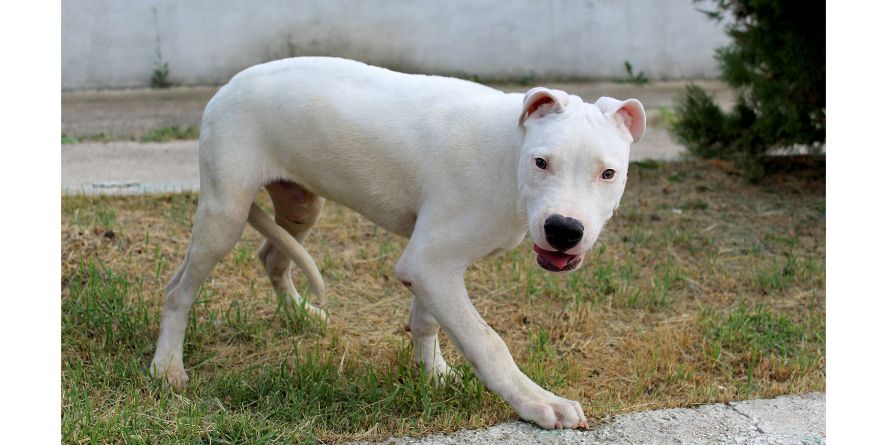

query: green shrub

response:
[670,0,825,179]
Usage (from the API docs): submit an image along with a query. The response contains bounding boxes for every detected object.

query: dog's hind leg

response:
[151,177,258,389]
[257,180,327,319]
[408,296,451,380]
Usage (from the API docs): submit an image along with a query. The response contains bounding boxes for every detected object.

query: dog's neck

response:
[463,93,533,246]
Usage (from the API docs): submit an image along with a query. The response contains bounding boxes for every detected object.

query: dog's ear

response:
[520,87,570,126]
[595,97,646,142]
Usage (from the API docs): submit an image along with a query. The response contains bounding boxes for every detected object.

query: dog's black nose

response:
[544,214,584,251]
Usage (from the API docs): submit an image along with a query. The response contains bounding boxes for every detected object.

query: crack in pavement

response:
[725,400,767,435]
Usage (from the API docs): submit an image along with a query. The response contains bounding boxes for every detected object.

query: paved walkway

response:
[351,393,825,445]
[61,80,734,194]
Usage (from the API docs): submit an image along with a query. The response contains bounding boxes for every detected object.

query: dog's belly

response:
[317,181,419,238]
[276,152,421,238]
[343,201,418,238]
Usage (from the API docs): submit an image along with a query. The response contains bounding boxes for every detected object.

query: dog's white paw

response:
[513,393,588,430]
[305,304,328,322]
[427,362,460,385]
[150,359,189,390]
[414,353,456,385]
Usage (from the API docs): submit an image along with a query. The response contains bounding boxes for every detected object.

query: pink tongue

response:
[534,245,573,270]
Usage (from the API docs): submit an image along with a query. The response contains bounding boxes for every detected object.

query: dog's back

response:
[198,57,522,236]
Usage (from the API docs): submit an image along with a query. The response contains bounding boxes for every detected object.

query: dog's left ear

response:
[595,97,646,142]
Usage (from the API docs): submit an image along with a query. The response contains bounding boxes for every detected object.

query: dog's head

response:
[517,87,645,272]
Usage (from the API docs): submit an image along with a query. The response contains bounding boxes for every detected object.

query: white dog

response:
[151,57,645,430]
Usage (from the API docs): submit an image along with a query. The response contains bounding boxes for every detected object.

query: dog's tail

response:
[247,202,326,306]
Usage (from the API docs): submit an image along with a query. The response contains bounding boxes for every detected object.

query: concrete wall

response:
[62,0,728,90]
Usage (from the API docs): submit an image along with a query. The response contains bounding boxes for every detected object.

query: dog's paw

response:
[514,394,588,430]
[428,363,459,386]
[150,359,189,390]
[414,354,455,385]
[305,304,328,322]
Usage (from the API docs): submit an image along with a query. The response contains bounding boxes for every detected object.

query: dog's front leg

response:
[396,249,588,429]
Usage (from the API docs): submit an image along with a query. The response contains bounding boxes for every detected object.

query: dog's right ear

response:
[520,87,570,126]
[595,97,646,142]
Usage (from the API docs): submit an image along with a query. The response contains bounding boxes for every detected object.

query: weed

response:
[151,61,171,88]
[275,290,327,336]
[167,193,197,226]
[590,259,617,301]
[62,133,111,144]
[641,258,684,309]
[681,198,709,211]
[62,128,199,144]
[700,301,824,371]
[523,328,569,389]
[321,252,335,274]
[621,61,649,85]
[754,256,798,294]
[96,205,117,228]
[63,262,150,347]
[666,171,686,183]
[699,303,822,393]
[150,7,171,88]
[70,201,118,228]
[524,265,540,300]
[141,125,199,143]
[233,245,253,266]
[152,245,168,282]
[225,299,262,341]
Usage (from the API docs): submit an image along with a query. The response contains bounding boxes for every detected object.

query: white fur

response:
[150,57,645,430]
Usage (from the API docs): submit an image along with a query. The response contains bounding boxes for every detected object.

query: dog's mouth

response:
[533,244,582,272]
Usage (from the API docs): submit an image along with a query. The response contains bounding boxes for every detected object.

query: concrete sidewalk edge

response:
[348,393,825,445]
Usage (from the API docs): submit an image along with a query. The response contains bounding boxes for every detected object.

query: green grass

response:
[69,201,117,228]
[700,303,823,394]
[62,133,111,144]
[522,328,573,389]
[62,263,502,444]
[61,126,200,145]
[62,159,825,442]
[702,303,807,359]
[141,125,200,143]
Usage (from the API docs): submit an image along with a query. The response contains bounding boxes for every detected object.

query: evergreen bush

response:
[670,0,825,179]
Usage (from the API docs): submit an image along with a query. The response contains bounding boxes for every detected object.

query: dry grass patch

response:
[62,159,824,443]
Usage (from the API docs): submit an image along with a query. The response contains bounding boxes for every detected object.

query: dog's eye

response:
[535,157,548,170]
[601,169,615,180]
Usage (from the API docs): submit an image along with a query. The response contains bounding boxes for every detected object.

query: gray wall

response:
[62,0,728,90]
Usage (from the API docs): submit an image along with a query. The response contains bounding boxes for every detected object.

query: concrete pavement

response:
[351,393,825,445]
[62,140,199,194]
